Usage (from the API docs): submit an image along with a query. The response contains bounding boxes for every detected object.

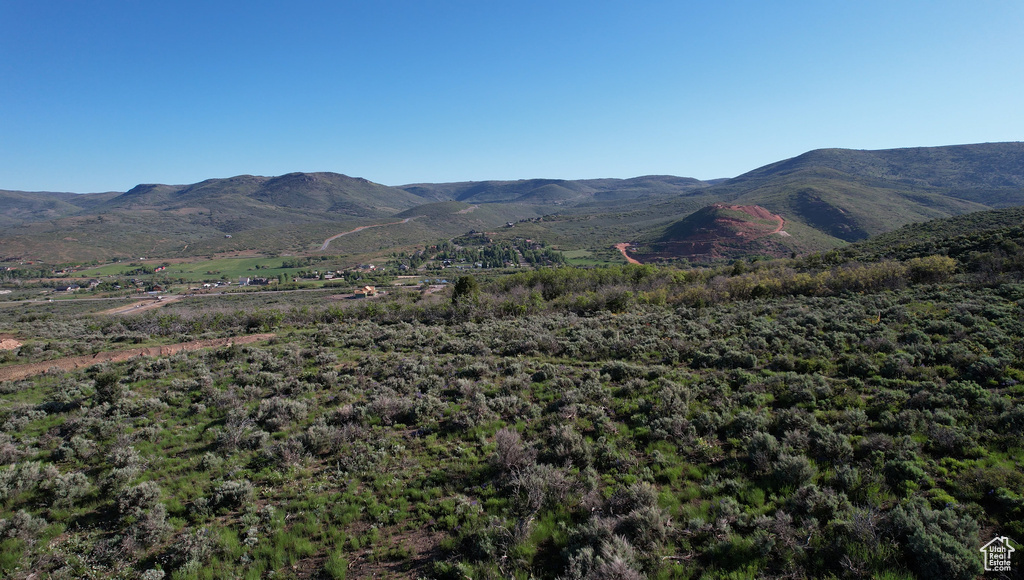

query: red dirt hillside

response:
[630,203,793,262]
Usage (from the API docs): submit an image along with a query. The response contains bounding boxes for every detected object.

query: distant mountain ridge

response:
[98,172,428,220]
[399,175,714,205]
[2,142,1024,263]
[737,142,1024,190]
[0,189,120,227]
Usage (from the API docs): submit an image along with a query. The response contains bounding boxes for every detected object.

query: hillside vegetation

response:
[2,143,1024,265]
[398,176,713,205]
[0,207,1022,578]
[622,143,1022,255]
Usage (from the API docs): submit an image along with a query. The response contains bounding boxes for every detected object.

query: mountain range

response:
[2,142,1023,264]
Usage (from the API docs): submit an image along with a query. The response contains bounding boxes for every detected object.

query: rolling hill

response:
[704,143,1024,239]
[643,204,790,260]
[96,172,429,224]
[619,143,1024,262]
[0,173,448,262]
[0,189,122,227]
[399,175,714,205]
[736,142,1024,191]
[842,205,1024,263]
[2,143,1024,264]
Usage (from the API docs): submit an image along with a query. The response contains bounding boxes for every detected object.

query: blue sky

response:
[1,1,1022,192]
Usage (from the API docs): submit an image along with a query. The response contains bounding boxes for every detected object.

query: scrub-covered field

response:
[1,225,1022,579]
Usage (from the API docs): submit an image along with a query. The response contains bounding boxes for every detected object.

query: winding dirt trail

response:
[0,333,275,382]
[614,243,642,265]
[320,216,422,250]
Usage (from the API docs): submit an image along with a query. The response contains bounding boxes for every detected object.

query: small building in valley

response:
[354,285,377,297]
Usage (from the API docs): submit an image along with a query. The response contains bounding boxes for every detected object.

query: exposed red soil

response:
[686,204,785,240]
[0,333,275,382]
[635,204,789,262]
[719,203,779,222]
[614,243,642,264]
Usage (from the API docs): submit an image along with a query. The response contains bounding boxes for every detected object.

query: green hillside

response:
[698,144,1024,240]
[3,143,1024,265]
[741,142,1024,191]
[732,168,988,241]
[843,205,1024,264]
[601,143,1024,261]
[0,174,454,262]
[4,144,1024,579]
[0,189,123,227]
[98,173,427,222]
[0,190,92,227]
[399,175,714,205]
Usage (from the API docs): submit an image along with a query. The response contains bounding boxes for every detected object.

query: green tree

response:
[452,275,480,305]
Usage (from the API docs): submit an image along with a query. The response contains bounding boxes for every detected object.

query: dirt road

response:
[320,216,421,250]
[99,295,183,315]
[0,333,275,382]
[614,243,642,265]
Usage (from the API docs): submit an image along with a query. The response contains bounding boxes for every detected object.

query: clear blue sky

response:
[2,1,1022,192]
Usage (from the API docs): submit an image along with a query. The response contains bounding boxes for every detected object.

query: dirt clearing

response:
[0,336,21,351]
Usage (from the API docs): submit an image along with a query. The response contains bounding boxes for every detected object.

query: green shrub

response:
[773,454,816,488]
[888,498,982,580]
[212,479,255,510]
[324,551,348,579]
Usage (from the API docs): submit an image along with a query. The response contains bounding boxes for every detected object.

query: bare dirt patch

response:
[710,204,785,236]
[0,333,274,382]
[422,284,447,296]
[345,528,448,580]
[0,337,21,351]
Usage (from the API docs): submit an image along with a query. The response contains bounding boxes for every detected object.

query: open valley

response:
[1,145,1023,578]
